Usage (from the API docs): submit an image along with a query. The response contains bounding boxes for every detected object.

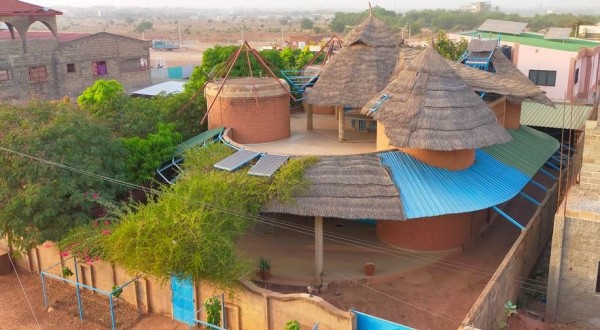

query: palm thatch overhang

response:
[362,47,512,150]
[263,153,405,220]
[305,15,403,108]
[449,51,554,106]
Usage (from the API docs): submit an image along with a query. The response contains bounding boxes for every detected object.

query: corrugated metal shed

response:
[380,150,530,219]
[520,102,593,130]
[482,126,560,177]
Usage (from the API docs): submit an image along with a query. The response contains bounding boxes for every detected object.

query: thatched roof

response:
[468,39,497,52]
[305,15,403,108]
[397,46,554,107]
[449,60,554,106]
[263,154,405,220]
[361,47,512,151]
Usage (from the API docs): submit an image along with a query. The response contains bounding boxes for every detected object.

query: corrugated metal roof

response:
[131,81,185,97]
[520,101,593,130]
[482,125,559,177]
[174,127,223,156]
[380,150,530,219]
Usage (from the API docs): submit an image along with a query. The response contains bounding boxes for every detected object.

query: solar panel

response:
[214,149,261,172]
[248,154,289,177]
[478,19,527,35]
[544,27,572,40]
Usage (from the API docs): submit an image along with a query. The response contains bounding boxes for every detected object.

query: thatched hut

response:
[304,14,403,141]
[456,39,554,129]
[362,46,511,170]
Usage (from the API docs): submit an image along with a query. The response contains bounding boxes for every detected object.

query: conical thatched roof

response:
[361,47,511,151]
[263,154,405,220]
[305,15,403,108]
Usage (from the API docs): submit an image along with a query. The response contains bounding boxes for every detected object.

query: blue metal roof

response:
[380,150,530,219]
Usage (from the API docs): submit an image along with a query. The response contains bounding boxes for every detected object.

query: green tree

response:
[77,79,124,113]
[0,101,126,251]
[122,123,182,184]
[432,31,468,61]
[134,20,153,33]
[98,143,316,289]
[300,18,314,30]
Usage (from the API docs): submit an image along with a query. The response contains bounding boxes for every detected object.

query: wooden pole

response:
[338,106,345,142]
[307,103,313,131]
[314,216,323,280]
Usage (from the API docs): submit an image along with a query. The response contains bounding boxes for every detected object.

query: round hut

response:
[362,47,512,251]
[205,77,291,144]
[305,14,403,141]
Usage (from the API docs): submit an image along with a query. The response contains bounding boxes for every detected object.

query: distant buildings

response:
[0,0,151,102]
[460,2,496,13]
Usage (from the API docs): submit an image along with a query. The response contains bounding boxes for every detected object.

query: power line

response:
[0,145,565,301]
[2,241,42,330]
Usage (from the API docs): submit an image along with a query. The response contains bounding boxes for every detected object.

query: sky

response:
[27,0,593,11]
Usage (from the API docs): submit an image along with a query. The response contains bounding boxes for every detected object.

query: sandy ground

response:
[0,271,185,330]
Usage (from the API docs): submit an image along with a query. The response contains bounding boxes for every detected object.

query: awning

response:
[380,149,530,219]
[520,102,593,130]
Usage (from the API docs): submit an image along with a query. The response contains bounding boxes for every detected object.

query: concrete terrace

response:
[242,111,377,156]
[460,31,600,52]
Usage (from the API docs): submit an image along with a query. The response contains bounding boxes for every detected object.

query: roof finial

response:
[368,1,372,16]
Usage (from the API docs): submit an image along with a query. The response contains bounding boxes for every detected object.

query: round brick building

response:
[206,77,291,144]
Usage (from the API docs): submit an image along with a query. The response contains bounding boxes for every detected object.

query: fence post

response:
[109,293,116,330]
[73,257,84,322]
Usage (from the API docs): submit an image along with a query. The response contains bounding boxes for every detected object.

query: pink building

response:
[451,32,600,104]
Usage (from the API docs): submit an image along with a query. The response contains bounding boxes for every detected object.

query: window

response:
[0,69,11,81]
[29,66,48,83]
[596,261,600,293]
[528,70,557,87]
[67,63,76,73]
[574,68,580,84]
[92,61,108,76]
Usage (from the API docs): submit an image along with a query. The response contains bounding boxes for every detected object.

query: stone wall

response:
[579,121,600,190]
[6,241,353,329]
[546,207,600,327]
[460,180,558,329]
[0,33,150,101]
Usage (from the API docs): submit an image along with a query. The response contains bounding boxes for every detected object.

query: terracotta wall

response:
[207,94,291,144]
[488,97,506,128]
[312,104,336,115]
[376,210,487,252]
[460,181,558,329]
[398,148,475,170]
[7,242,352,329]
[505,101,522,129]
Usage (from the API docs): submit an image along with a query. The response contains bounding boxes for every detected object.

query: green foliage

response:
[258,257,271,271]
[62,267,74,278]
[122,123,182,184]
[432,31,468,61]
[58,196,129,261]
[77,79,124,111]
[101,143,316,289]
[300,18,314,30]
[134,20,153,33]
[111,284,123,299]
[284,320,300,330]
[0,101,126,251]
[203,296,221,326]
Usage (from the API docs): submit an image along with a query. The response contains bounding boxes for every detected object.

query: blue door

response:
[171,276,195,325]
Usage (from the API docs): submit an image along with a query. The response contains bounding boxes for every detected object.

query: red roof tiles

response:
[0,0,62,16]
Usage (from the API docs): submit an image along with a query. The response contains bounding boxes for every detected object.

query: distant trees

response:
[301,18,314,30]
[328,7,600,35]
[134,20,153,33]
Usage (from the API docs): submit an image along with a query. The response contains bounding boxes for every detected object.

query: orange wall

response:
[311,104,335,115]
[399,148,475,170]
[488,97,506,128]
[505,101,522,129]
[207,94,291,144]
[377,210,488,251]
